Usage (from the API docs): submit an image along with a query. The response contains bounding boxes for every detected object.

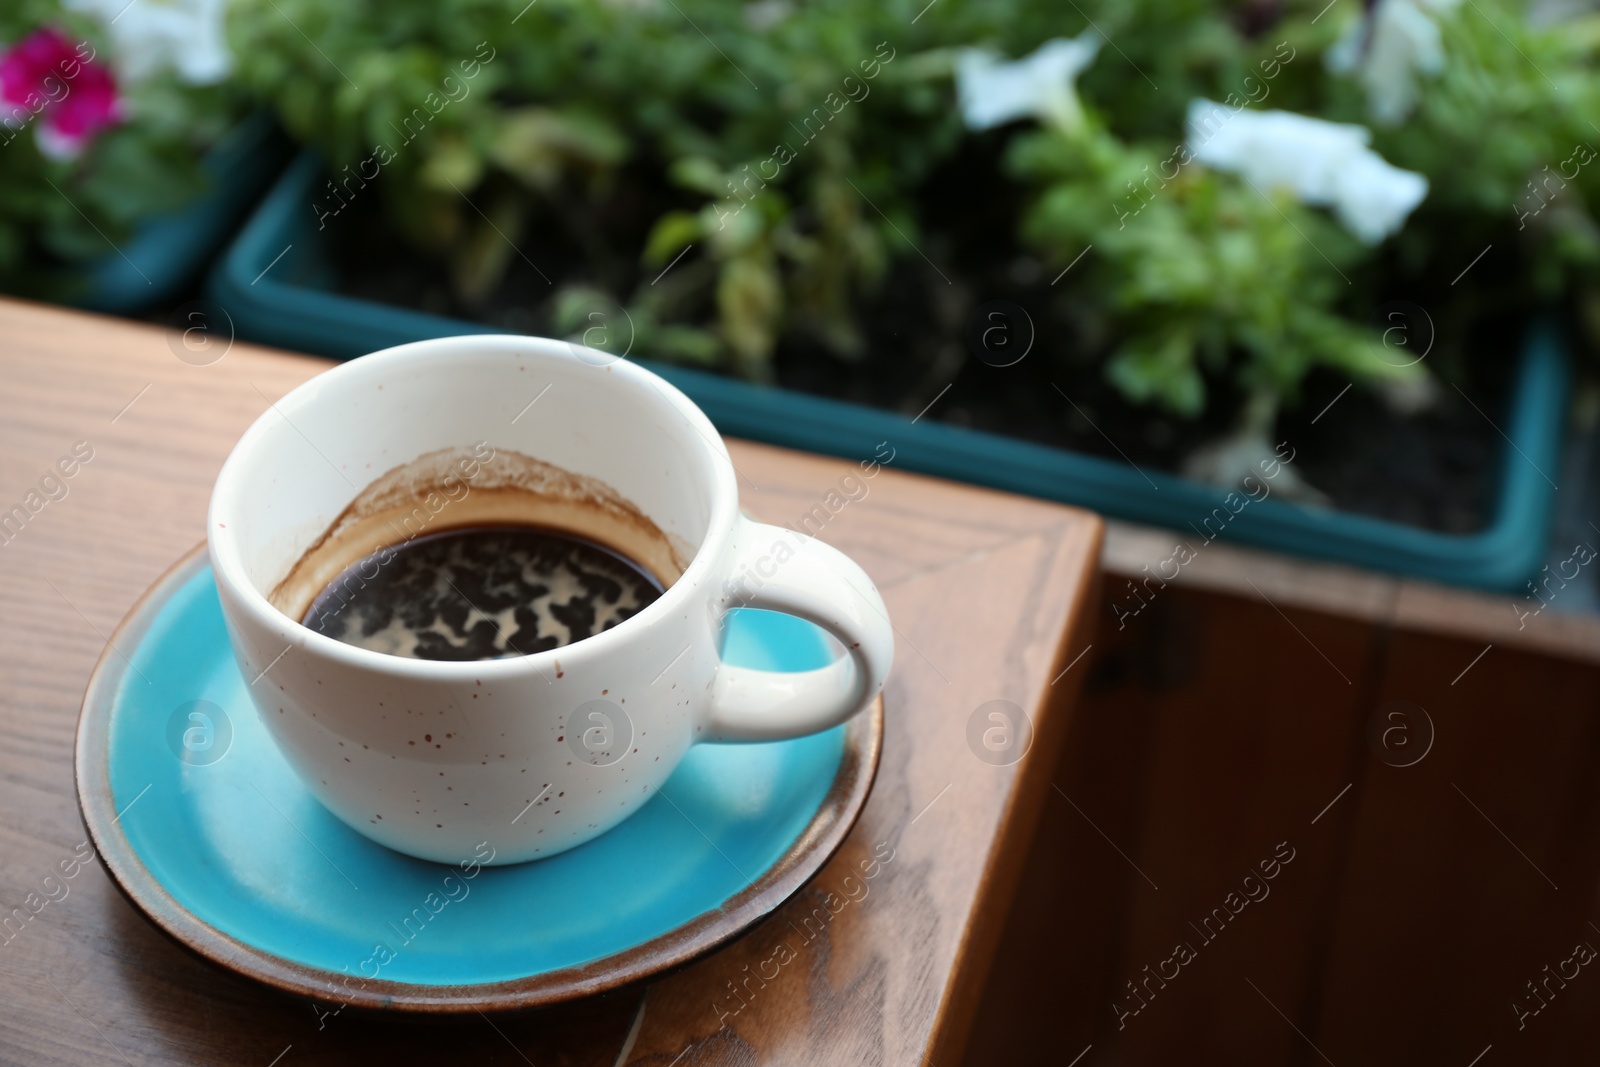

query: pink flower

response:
[0,28,121,159]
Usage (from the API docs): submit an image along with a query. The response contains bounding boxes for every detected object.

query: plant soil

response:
[328,157,1510,536]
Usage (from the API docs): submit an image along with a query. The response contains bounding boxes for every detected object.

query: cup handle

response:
[704,519,894,742]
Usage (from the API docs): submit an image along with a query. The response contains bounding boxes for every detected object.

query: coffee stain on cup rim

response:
[270,445,693,623]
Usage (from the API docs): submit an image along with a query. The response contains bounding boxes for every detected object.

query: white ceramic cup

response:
[208,336,893,864]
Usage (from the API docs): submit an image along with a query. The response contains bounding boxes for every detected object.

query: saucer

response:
[76,546,881,1013]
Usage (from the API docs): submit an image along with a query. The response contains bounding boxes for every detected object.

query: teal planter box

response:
[209,152,1568,592]
[75,113,290,314]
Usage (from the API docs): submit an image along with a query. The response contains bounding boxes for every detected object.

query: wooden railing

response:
[965,521,1600,1066]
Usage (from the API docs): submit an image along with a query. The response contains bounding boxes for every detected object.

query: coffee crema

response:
[269,444,691,660]
[303,524,664,660]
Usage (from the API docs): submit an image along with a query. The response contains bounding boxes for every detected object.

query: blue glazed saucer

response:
[75,546,881,1013]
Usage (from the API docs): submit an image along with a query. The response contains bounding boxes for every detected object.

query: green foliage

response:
[992,0,1600,414]
[229,0,963,374]
[229,0,1600,418]
[1009,119,1383,416]
[1363,3,1600,302]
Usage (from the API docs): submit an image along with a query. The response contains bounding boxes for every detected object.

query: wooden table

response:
[0,298,1100,1066]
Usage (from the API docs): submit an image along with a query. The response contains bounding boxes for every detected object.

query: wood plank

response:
[961,581,1383,1066]
[960,579,1161,1066]
[1100,518,1399,628]
[969,575,1600,1064]
[1101,589,1376,1065]
[1103,518,1600,669]
[1311,631,1600,1065]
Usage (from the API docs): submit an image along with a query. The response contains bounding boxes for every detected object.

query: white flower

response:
[954,32,1102,133]
[65,0,233,85]
[1186,99,1429,244]
[1326,0,1461,125]
[743,0,792,32]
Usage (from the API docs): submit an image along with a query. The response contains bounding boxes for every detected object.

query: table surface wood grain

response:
[0,298,1101,1067]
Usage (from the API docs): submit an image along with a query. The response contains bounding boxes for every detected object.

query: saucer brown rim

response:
[74,543,884,1014]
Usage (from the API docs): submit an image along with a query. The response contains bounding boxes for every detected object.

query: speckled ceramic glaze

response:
[207,335,893,864]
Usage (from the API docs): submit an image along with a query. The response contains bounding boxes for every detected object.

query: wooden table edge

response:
[928,516,1105,1065]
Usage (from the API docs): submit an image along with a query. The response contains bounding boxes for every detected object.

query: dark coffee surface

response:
[302,525,663,660]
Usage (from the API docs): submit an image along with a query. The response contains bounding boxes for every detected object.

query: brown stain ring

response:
[270,446,693,623]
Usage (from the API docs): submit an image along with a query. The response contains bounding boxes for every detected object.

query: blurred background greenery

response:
[4,0,1598,500]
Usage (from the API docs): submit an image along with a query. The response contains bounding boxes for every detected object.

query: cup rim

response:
[207,334,739,678]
